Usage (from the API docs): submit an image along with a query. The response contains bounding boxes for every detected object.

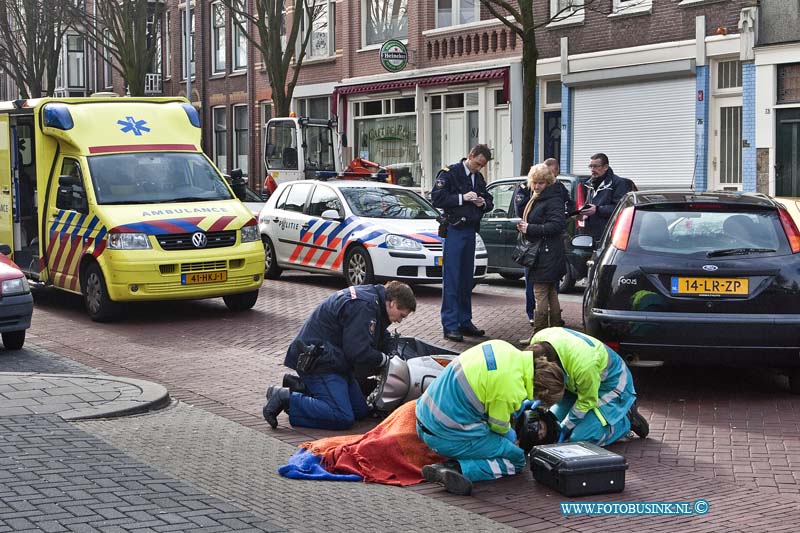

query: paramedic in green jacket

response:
[530,327,649,446]
[415,339,565,495]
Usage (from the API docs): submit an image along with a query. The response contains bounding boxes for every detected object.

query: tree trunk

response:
[519,38,538,176]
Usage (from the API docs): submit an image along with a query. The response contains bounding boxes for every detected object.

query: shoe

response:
[422,460,473,496]
[459,324,485,337]
[263,386,291,429]
[282,373,307,394]
[529,319,535,327]
[443,330,464,342]
[626,402,649,439]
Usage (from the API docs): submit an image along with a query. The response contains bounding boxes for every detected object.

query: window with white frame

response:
[146,12,161,75]
[213,107,228,172]
[260,101,273,177]
[612,0,652,15]
[233,0,248,70]
[296,96,329,119]
[103,30,113,88]
[365,0,407,46]
[233,105,249,176]
[212,2,226,74]
[164,11,172,78]
[717,60,743,90]
[304,0,335,59]
[66,35,85,89]
[436,0,478,28]
[181,9,195,79]
[549,0,584,26]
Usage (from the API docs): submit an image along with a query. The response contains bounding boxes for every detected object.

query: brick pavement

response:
[17,273,800,530]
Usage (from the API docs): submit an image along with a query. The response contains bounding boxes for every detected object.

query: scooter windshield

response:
[88,152,234,205]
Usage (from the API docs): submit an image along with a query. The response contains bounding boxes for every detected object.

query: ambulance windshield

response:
[88,152,234,205]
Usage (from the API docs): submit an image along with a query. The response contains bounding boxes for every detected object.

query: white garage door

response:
[571,77,696,190]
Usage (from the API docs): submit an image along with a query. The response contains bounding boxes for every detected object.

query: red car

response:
[0,244,33,350]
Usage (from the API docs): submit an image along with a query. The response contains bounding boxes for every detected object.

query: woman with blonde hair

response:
[517,163,567,335]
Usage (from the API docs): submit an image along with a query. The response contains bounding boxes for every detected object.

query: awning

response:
[334,67,508,96]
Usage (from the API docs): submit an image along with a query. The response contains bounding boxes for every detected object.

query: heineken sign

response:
[379,40,408,73]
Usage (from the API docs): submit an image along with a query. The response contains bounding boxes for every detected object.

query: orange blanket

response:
[301,400,445,486]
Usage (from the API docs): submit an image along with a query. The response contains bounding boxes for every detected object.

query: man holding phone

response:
[579,153,633,242]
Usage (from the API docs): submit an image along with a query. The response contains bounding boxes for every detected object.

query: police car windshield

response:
[88,152,234,205]
[340,187,439,219]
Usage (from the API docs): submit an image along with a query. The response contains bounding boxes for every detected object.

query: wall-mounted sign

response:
[379,40,408,73]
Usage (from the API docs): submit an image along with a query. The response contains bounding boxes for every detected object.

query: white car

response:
[258,180,488,286]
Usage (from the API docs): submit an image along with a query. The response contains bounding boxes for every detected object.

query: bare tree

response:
[0,0,75,98]
[74,0,164,97]
[222,0,324,116]
[479,0,642,175]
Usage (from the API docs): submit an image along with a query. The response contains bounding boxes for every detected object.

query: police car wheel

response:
[223,290,259,311]
[83,263,124,322]
[262,236,282,279]
[344,246,375,286]
[1,330,25,350]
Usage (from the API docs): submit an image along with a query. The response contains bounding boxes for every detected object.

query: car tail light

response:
[778,207,800,253]
[263,175,278,195]
[576,181,586,229]
[611,206,635,251]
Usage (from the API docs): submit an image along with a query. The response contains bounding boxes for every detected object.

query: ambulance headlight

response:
[475,234,486,251]
[385,234,422,251]
[1,276,30,296]
[108,233,152,250]
[241,224,259,243]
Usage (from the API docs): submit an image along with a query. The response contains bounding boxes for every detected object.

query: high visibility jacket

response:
[531,327,612,429]
[416,340,533,438]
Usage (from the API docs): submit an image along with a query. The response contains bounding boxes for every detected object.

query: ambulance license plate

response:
[670,277,748,296]
[182,271,228,285]
[434,256,443,266]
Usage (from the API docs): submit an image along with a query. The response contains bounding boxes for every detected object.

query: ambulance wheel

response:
[83,263,123,322]
[262,236,282,279]
[344,246,374,286]
[223,290,259,311]
[2,330,25,350]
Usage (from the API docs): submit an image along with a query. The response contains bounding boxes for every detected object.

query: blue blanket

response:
[278,448,363,481]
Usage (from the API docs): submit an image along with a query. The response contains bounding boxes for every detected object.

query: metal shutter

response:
[571,77,696,190]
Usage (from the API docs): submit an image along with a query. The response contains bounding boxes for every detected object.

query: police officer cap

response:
[515,406,560,453]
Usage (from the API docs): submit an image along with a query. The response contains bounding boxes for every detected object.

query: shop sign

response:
[379,40,408,73]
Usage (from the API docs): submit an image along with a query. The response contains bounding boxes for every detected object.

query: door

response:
[0,116,14,251]
[493,109,513,179]
[776,108,800,197]
[713,96,743,190]
[264,119,304,185]
[480,181,519,272]
[271,182,314,262]
[543,111,561,161]
[444,113,465,167]
[48,157,89,290]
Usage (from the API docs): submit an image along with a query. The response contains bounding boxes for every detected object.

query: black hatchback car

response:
[579,190,800,392]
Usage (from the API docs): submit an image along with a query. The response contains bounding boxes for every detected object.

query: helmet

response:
[515,407,560,453]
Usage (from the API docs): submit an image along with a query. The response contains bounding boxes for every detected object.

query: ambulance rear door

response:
[0,115,13,251]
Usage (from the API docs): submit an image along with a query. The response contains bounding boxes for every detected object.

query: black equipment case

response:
[529,441,628,497]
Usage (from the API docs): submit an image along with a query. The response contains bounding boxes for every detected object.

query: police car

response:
[258,180,488,286]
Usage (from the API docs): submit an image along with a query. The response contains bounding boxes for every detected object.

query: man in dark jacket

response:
[580,153,633,242]
[263,281,416,430]
[431,144,494,342]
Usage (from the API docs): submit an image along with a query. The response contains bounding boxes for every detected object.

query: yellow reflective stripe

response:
[593,407,608,427]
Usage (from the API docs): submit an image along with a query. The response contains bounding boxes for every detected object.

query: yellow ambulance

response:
[0,97,264,321]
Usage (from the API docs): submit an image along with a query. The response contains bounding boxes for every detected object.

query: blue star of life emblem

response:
[117,116,151,136]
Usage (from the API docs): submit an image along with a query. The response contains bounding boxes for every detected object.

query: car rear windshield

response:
[629,207,787,256]
[340,187,439,219]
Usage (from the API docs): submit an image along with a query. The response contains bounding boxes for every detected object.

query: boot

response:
[626,402,649,438]
[422,459,473,496]
[549,309,565,328]
[532,310,549,334]
[282,373,307,394]
[263,386,291,429]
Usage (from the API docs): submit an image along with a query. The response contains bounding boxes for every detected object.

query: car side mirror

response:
[229,168,247,201]
[320,209,342,221]
[571,235,595,250]
[0,244,11,256]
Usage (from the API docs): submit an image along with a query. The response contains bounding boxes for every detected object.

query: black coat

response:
[580,167,632,241]
[431,159,494,230]
[522,185,567,283]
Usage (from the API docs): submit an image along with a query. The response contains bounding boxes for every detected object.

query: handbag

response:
[512,234,542,267]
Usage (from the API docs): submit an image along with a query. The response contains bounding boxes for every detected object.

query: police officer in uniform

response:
[431,144,494,342]
[262,281,416,430]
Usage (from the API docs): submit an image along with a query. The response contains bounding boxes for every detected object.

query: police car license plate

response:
[182,271,228,285]
[434,256,443,266]
[670,277,748,296]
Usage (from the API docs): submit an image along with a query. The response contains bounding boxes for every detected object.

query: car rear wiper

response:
[706,247,777,257]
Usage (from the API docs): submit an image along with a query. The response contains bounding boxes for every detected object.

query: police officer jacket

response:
[284,285,390,375]
[431,160,493,230]
[416,340,534,439]
[581,167,632,241]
